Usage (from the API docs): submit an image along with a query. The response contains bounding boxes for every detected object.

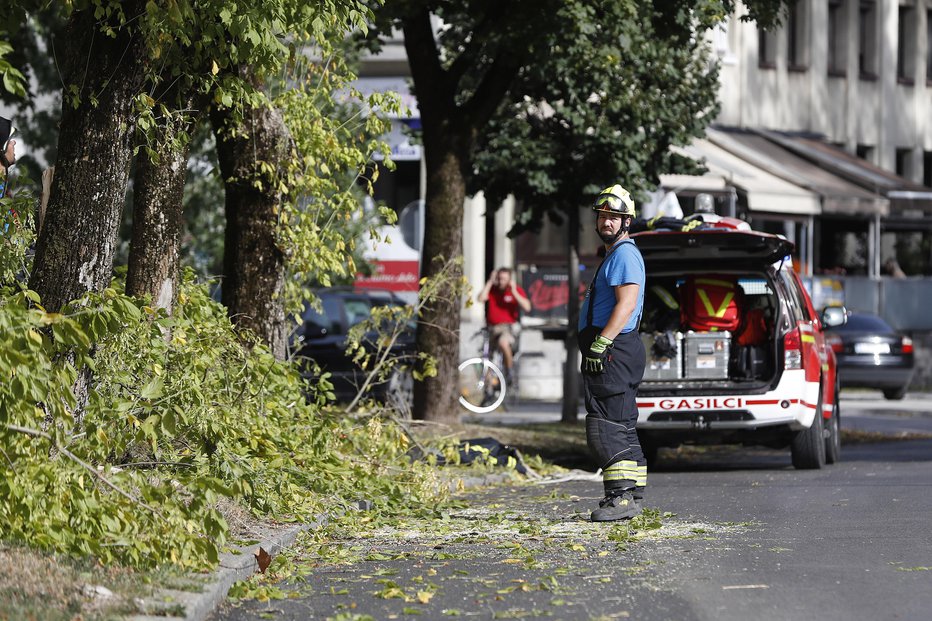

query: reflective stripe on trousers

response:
[579,328,647,494]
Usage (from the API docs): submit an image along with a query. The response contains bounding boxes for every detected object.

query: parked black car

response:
[292,287,416,408]
[824,311,915,400]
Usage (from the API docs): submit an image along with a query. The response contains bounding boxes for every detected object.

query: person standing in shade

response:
[578,184,647,522]
[477,267,532,386]
[1,116,16,197]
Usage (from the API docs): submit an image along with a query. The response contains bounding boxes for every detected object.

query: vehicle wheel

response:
[883,386,907,400]
[385,367,414,415]
[791,406,826,470]
[824,380,841,465]
[458,357,506,414]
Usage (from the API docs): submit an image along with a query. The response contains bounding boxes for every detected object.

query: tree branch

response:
[461,52,520,128]
[402,8,452,122]
[446,6,506,87]
[5,423,165,518]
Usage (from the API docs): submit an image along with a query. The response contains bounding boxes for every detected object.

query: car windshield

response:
[835,313,893,333]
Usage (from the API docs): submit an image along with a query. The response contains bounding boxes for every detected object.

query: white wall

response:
[718,0,932,181]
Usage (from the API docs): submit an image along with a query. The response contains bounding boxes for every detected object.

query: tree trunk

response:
[400,7,516,422]
[210,74,291,359]
[126,118,192,313]
[412,146,467,423]
[29,6,146,311]
[562,206,581,423]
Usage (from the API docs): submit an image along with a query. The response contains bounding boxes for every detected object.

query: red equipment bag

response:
[736,307,768,345]
[680,275,743,332]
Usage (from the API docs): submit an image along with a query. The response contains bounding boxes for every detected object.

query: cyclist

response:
[477,267,531,386]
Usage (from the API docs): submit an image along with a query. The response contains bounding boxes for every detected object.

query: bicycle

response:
[458,328,507,413]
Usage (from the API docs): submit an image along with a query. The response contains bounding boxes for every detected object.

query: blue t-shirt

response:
[578,239,645,334]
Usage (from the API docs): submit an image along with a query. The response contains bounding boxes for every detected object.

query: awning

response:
[707,127,889,217]
[658,173,727,193]
[757,130,932,213]
[670,138,821,215]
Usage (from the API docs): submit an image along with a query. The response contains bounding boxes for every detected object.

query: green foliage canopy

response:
[470,0,720,233]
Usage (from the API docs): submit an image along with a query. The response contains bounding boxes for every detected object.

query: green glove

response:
[584,334,614,374]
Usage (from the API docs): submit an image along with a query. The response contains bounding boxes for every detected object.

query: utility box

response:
[684,331,731,379]
[641,332,683,381]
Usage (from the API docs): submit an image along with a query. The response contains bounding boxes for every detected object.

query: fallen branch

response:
[5,423,165,518]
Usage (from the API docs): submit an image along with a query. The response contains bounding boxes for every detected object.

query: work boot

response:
[591,491,641,522]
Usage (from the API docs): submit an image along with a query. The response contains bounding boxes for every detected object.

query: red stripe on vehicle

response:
[745,399,779,405]
[637,402,655,408]
[801,401,817,410]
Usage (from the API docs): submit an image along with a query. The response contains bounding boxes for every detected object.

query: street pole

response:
[562,205,580,423]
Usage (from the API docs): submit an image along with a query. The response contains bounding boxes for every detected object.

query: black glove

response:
[584,335,613,374]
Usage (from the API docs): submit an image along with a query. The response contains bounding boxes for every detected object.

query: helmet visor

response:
[594,193,626,211]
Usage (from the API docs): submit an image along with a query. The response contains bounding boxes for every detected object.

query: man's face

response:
[596,211,626,244]
[494,270,511,289]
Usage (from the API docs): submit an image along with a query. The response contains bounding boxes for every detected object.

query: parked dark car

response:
[824,311,915,400]
[292,287,416,408]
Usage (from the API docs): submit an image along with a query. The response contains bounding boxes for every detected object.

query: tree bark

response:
[210,73,291,359]
[29,5,147,311]
[126,118,192,313]
[402,9,491,423]
[411,143,468,424]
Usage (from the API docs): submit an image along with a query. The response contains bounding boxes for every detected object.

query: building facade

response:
[717,0,932,181]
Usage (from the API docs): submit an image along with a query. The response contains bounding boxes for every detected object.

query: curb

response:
[126,518,322,621]
[124,470,519,621]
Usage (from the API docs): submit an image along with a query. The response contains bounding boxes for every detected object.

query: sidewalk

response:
[126,471,520,621]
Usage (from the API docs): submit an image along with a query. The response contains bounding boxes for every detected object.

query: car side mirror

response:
[821,306,847,328]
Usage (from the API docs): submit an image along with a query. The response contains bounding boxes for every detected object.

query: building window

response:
[828,0,847,76]
[787,0,809,70]
[859,0,878,78]
[896,148,913,178]
[897,4,916,83]
[922,151,932,186]
[759,27,777,68]
[857,143,875,163]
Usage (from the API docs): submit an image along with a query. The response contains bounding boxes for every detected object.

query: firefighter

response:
[578,184,647,522]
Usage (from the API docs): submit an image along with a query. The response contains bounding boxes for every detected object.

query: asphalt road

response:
[212,394,932,621]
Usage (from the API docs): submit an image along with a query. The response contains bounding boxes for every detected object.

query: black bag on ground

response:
[457,437,528,474]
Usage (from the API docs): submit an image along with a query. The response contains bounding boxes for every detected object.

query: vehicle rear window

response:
[836,313,893,333]
[303,296,345,334]
[344,298,373,326]
[738,279,772,295]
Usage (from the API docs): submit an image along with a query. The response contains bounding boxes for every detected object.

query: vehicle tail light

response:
[784,328,802,369]
[825,333,843,353]
[902,336,914,354]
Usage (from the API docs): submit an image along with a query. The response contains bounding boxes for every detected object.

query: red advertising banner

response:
[355,260,420,292]
[521,268,590,321]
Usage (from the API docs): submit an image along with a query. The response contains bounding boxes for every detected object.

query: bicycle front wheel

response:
[458,357,506,413]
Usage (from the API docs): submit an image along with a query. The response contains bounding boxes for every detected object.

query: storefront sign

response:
[521,268,589,320]
[356,260,420,292]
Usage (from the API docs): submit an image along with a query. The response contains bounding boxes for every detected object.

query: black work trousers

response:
[579,327,647,495]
